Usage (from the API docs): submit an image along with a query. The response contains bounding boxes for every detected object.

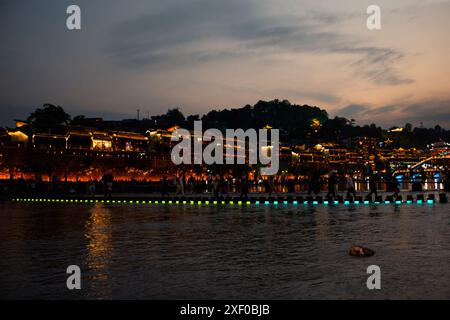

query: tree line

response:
[18,101,450,149]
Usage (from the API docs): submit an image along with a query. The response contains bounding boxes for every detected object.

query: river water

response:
[1,201,450,299]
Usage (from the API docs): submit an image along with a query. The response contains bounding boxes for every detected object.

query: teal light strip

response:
[11,198,443,207]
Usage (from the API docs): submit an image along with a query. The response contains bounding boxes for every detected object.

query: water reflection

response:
[397,207,411,249]
[84,204,113,295]
[2,202,450,299]
[315,209,329,242]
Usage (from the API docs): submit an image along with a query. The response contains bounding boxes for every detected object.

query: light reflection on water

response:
[85,206,113,296]
[1,202,450,299]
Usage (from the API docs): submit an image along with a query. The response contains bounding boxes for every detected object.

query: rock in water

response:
[349,246,375,257]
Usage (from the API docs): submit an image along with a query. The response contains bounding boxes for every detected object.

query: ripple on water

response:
[1,202,450,299]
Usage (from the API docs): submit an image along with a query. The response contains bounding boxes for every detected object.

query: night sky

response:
[1,0,450,128]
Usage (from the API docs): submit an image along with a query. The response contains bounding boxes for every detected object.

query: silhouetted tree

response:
[166,108,185,125]
[404,123,413,133]
[27,104,71,129]
[71,115,86,125]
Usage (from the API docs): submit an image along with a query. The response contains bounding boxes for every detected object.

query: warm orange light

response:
[8,131,28,142]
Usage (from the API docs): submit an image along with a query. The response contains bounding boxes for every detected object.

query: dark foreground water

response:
[1,201,450,300]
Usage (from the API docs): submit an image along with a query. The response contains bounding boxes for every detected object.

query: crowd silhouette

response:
[2,168,450,200]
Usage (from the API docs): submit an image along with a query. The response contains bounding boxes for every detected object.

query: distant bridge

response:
[393,155,450,178]
[409,155,450,171]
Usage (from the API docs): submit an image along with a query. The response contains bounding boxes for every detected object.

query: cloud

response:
[338,99,450,128]
[104,0,260,67]
[103,0,412,86]
[342,47,414,85]
[276,89,343,105]
[2,0,448,123]
[336,104,370,118]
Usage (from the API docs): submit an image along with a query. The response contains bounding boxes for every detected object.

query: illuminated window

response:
[92,139,112,151]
